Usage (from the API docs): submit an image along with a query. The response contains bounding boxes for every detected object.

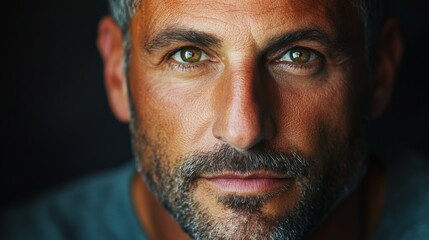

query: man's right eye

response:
[171,47,210,64]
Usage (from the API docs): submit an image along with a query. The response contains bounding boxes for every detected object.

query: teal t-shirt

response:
[372,151,429,240]
[1,152,428,239]
[1,162,148,239]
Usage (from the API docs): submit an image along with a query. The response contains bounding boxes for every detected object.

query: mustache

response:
[178,144,310,181]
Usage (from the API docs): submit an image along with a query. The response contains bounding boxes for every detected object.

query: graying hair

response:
[108,0,141,33]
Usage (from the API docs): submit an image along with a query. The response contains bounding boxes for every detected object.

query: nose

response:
[212,62,275,151]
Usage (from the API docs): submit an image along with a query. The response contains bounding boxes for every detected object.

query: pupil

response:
[185,51,194,59]
[291,49,310,63]
[292,51,302,59]
[181,48,201,63]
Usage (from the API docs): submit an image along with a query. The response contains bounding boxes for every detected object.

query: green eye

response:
[280,48,318,63]
[172,47,209,63]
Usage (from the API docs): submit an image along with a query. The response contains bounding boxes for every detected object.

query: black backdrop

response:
[1,0,428,207]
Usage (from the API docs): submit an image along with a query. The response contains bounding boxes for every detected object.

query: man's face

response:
[128,0,368,238]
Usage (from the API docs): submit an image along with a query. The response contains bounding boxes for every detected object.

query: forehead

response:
[132,0,362,50]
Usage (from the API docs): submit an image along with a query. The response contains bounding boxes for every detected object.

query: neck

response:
[308,158,386,240]
[308,186,365,240]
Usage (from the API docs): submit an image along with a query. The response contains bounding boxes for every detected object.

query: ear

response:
[371,17,403,118]
[97,16,130,122]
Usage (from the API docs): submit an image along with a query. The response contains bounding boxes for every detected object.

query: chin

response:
[135,136,367,239]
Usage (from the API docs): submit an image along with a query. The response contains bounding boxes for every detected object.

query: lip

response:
[201,172,292,194]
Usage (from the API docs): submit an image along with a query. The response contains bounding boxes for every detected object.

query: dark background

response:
[1,0,428,207]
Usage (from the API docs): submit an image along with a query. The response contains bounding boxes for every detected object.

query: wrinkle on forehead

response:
[134,0,361,51]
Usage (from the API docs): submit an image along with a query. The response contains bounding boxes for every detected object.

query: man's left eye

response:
[279,48,319,63]
[171,47,210,63]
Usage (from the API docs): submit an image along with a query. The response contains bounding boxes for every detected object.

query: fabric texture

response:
[372,151,429,240]
[1,162,148,240]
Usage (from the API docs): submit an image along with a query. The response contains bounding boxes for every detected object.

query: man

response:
[2,0,428,239]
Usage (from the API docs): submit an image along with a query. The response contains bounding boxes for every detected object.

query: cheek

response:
[274,75,359,158]
[130,66,216,159]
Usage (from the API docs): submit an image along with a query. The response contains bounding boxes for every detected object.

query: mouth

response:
[201,172,293,195]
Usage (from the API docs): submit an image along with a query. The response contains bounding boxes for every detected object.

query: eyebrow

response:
[143,27,344,56]
[144,27,222,53]
[263,27,343,54]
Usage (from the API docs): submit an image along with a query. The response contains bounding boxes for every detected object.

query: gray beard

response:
[135,144,367,240]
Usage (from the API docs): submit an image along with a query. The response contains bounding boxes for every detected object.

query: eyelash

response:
[169,61,202,72]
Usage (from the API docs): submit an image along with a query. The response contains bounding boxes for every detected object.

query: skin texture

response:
[97,0,402,239]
